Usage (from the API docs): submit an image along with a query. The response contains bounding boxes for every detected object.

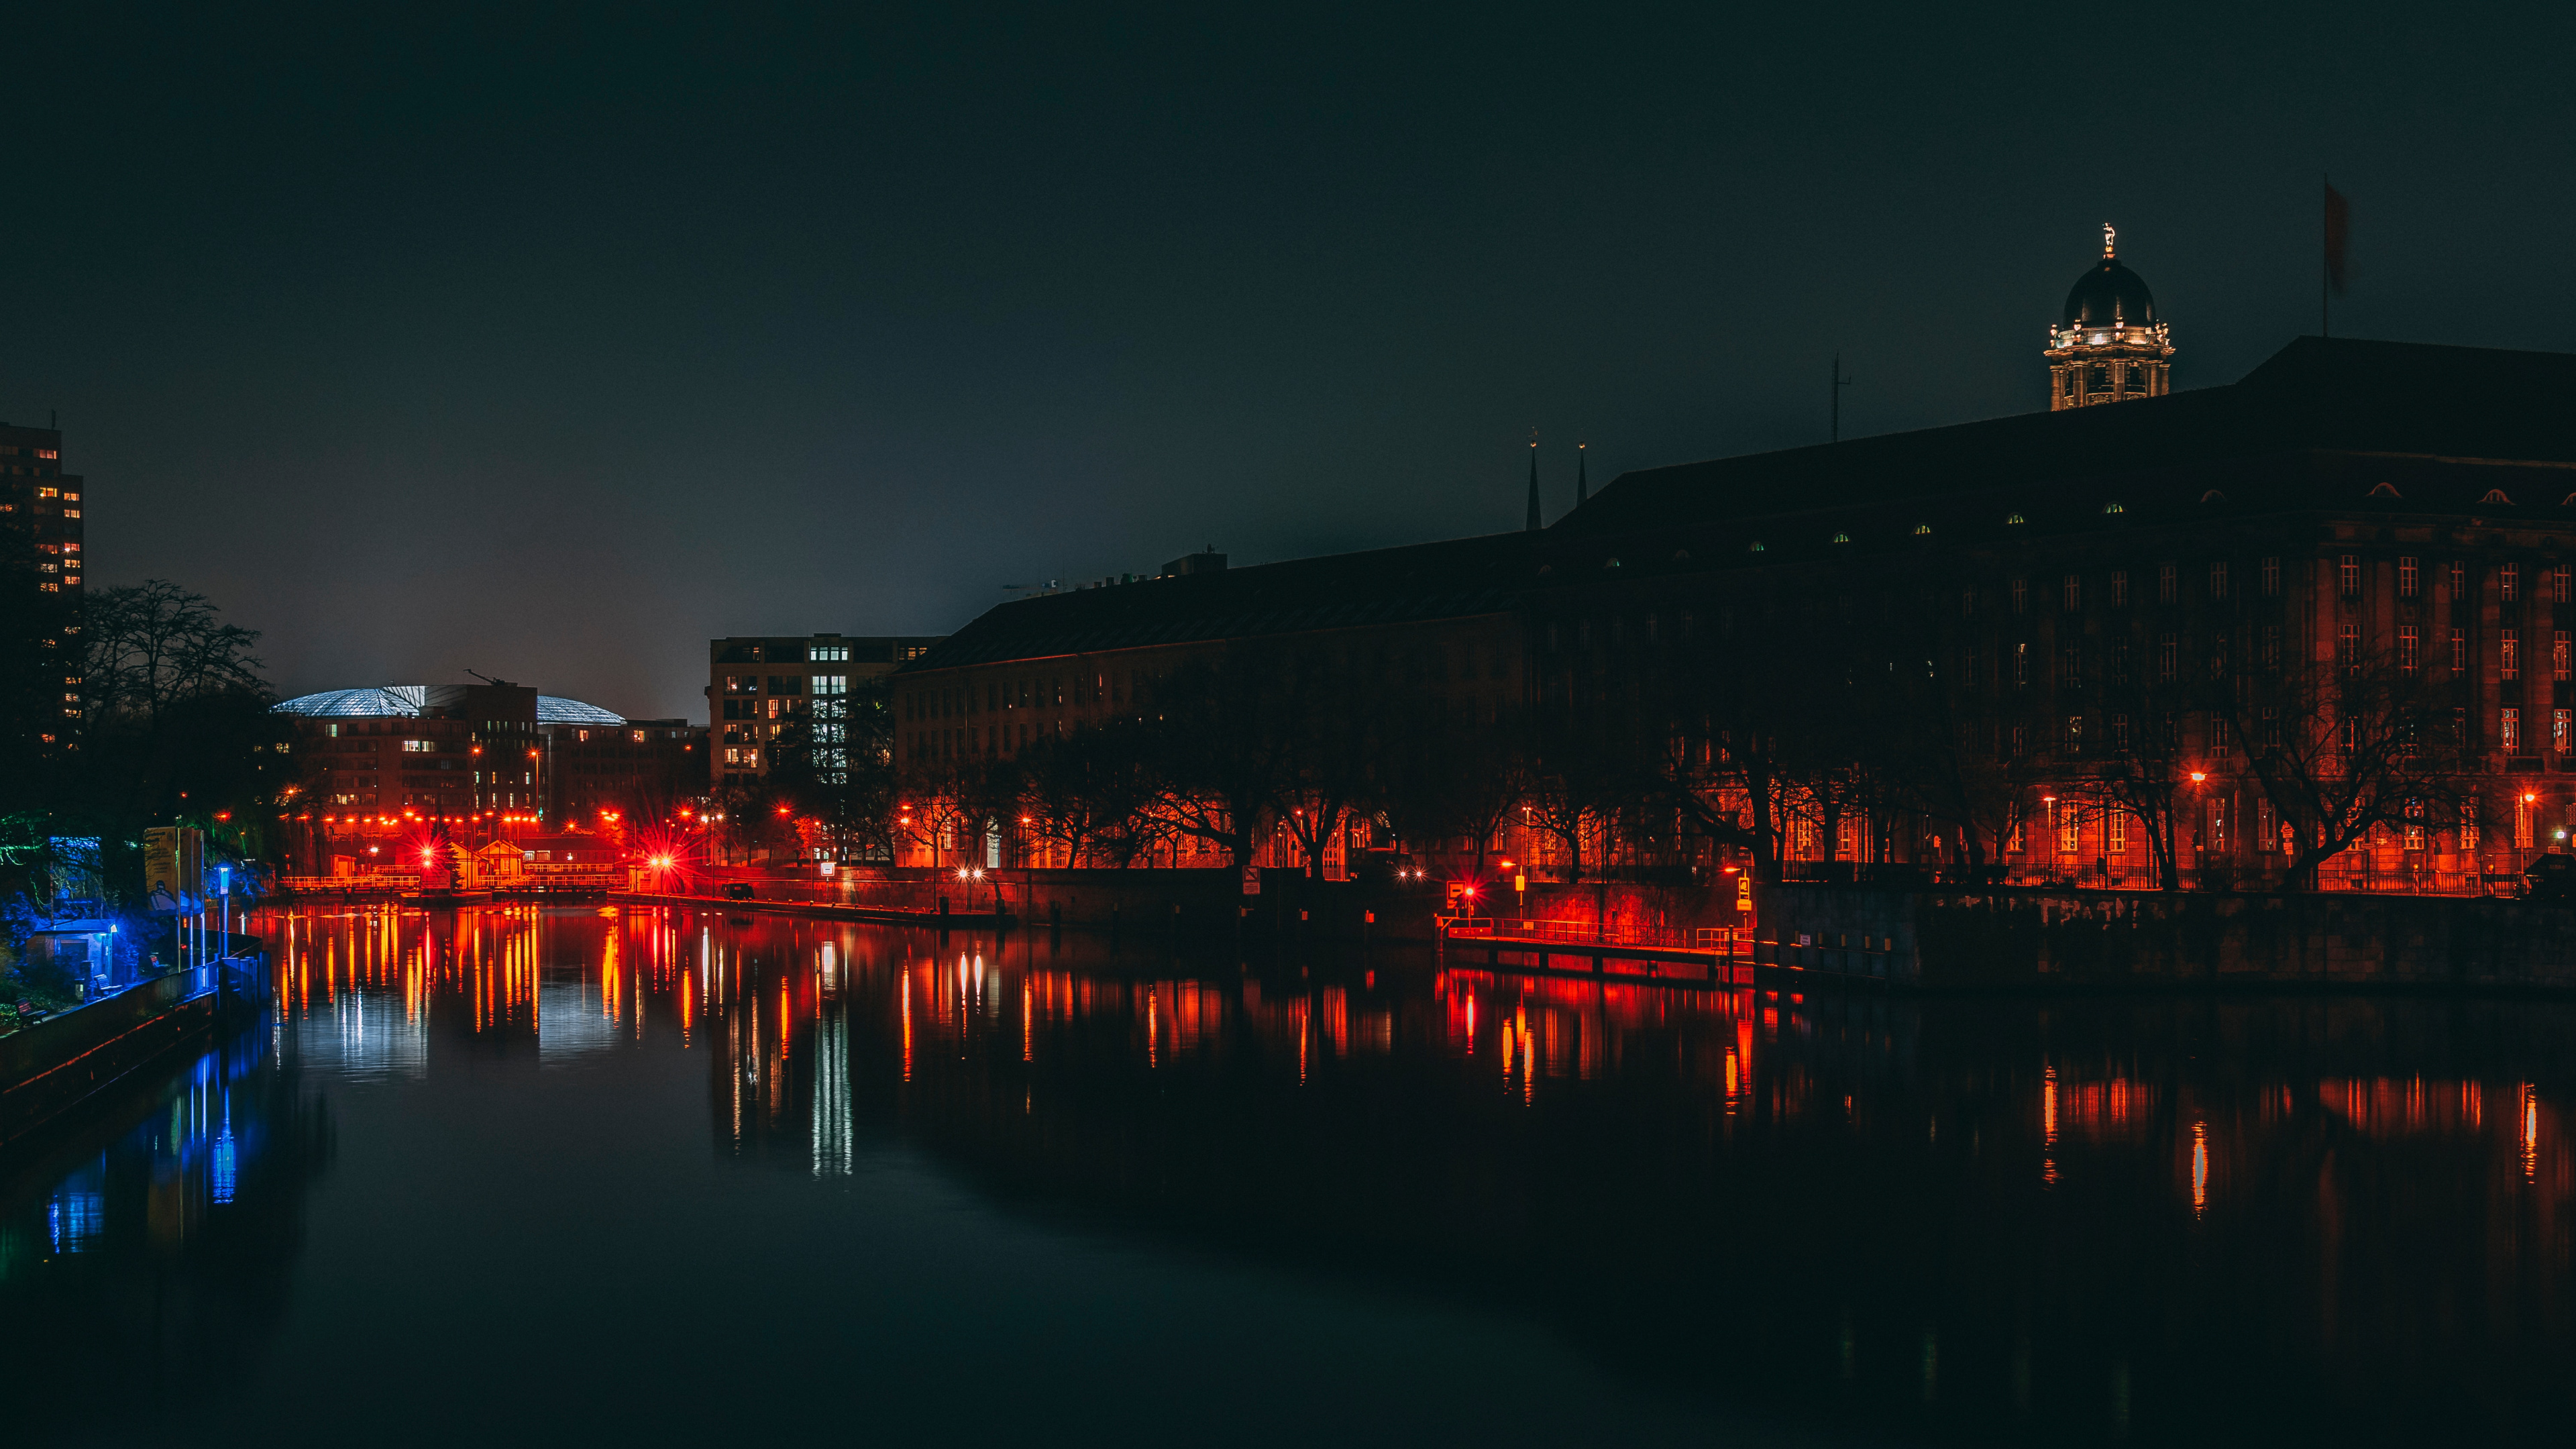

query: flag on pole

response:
[2323,181,2351,297]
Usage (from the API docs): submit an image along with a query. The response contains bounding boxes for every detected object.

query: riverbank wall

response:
[675,868,1737,948]
[0,970,221,1145]
[1755,883,2576,990]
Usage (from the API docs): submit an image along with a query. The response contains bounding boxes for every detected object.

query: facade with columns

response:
[2045,226,2176,411]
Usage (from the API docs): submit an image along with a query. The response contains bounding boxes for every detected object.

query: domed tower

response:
[2045,225,2174,410]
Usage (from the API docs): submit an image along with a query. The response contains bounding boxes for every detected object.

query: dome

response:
[2063,256,2156,328]
[272,684,623,727]
[274,686,426,718]
[537,695,625,726]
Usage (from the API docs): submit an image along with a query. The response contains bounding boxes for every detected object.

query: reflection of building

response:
[2045,225,2174,410]
[272,680,705,874]
[707,634,939,786]
[0,421,87,743]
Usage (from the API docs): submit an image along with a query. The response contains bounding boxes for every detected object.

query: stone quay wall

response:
[1753,883,2576,990]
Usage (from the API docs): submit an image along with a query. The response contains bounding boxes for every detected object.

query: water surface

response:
[3,904,2571,1446]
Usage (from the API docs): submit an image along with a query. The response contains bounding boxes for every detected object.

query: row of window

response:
[910,720,1068,760]
[1982,624,2576,686]
[2000,559,2279,613]
[1988,558,2576,614]
[721,673,850,696]
[910,674,1126,720]
[2339,555,2571,603]
[1995,706,2572,759]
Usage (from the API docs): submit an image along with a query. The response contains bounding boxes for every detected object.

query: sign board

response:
[144,826,205,914]
[1241,864,1260,896]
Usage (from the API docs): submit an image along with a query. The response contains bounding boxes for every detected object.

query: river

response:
[1,902,2570,1446]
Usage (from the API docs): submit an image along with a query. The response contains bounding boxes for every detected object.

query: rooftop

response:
[273,686,626,726]
[1560,337,2576,537]
[904,533,1537,672]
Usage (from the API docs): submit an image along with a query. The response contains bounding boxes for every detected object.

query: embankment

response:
[1755,883,2576,990]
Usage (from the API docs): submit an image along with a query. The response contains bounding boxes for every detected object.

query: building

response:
[1552,334,2576,888]
[891,326,2576,893]
[2044,226,2174,410]
[706,634,939,788]
[0,421,85,743]
[272,680,705,875]
[551,717,706,820]
[890,536,1531,871]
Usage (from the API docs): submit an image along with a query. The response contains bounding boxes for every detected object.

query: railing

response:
[1442,916,1749,954]
[276,872,621,896]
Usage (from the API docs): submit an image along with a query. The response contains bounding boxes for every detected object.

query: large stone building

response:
[891,327,2576,892]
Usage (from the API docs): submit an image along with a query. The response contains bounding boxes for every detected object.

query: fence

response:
[1444,916,1751,953]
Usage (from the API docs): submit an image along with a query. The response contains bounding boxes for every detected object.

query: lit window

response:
[402,739,433,753]
[2503,563,2521,601]
[35,449,56,460]
[2400,625,2419,672]
[36,486,57,499]
[2503,708,2522,753]
[2398,557,2418,598]
[2504,629,2521,680]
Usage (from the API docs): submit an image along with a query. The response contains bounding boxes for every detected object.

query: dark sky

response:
[11,3,2571,721]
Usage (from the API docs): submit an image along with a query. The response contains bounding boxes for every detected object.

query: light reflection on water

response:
[2,902,2575,1446]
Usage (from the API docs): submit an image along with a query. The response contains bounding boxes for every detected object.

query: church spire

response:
[1575,441,1589,506]
[1524,435,1542,531]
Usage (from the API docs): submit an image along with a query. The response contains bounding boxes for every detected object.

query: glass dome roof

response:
[273,685,624,727]
[273,686,426,717]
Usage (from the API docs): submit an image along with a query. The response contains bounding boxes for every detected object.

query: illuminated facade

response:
[708,633,939,786]
[895,336,2576,893]
[2045,225,2174,411]
[272,680,704,874]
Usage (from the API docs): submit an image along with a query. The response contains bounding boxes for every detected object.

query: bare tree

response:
[2212,647,2479,890]
[83,581,266,733]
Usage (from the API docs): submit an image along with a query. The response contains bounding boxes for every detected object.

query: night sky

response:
[9,3,2571,722]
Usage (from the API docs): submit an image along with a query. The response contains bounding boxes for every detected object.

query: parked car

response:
[722,881,757,901]
[2524,854,2576,901]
